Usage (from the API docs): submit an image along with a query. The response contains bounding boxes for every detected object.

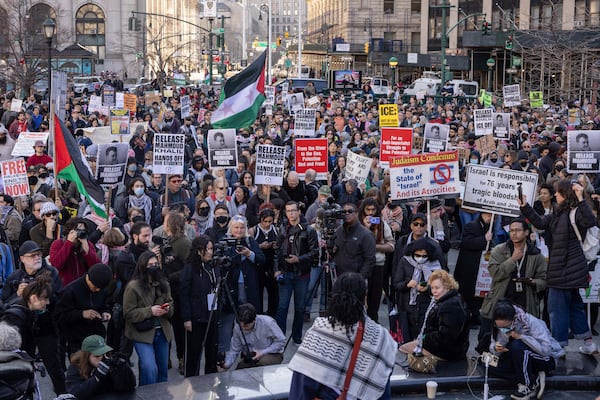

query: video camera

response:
[213,237,242,269]
[316,197,344,240]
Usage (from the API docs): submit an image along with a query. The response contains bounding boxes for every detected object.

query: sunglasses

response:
[342,209,355,214]
[45,212,58,217]
[170,179,182,183]
[412,222,426,227]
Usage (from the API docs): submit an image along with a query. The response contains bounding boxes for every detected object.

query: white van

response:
[364,77,392,97]
[403,74,478,99]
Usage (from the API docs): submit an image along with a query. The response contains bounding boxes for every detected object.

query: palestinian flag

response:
[53,115,107,218]
[211,50,267,129]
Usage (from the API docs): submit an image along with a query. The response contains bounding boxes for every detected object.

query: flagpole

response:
[50,96,58,203]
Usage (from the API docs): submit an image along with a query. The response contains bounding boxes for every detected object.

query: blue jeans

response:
[305,266,327,313]
[275,272,309,343]
[459,209,479,234]
[134,328,169,386]
[547,287,591,346]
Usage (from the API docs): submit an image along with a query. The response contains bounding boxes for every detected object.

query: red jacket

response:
[49,239,100,286]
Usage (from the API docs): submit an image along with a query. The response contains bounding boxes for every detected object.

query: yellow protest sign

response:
[529,91,543,108]
[378,104,399,127]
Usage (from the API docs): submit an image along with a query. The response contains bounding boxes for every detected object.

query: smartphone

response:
[369,216,381,224]
[517,183,523,201]
[160,303,169,309]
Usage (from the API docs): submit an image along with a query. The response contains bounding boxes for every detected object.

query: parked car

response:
[72,76,102,96]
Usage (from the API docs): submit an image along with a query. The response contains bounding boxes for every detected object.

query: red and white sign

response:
[1,159,29,196]
[389,151,460,201]
[379,128,413,167]
[295,138,328,180]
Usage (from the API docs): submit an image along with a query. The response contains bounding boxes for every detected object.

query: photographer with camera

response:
[274,201,319,344]
[219,303,285,371]
[65,334,135,399]
[332,202,376,279]
[49,217,100,286]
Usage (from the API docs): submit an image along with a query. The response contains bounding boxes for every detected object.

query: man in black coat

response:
[54,263,113,355]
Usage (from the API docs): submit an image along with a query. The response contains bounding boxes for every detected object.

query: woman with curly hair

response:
[288,272,396,400]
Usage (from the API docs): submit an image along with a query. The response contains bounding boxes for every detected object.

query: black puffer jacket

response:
[521,201,595,288]
[422,289,469,361]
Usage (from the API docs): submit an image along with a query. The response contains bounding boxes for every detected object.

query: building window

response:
[27,4,57,52]
[76,4,105,61]
[384,0,394,14]
[411,0,421,13]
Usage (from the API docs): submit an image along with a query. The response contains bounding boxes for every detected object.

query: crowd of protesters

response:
[0,73,598,399]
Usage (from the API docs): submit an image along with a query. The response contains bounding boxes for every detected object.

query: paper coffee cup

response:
[426,380,438,399]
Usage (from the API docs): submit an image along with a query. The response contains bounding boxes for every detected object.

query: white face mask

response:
[133,187,145,196]
[413,256,428,264]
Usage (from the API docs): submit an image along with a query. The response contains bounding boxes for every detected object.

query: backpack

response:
[0,350,37,400]
[569,208,600,262]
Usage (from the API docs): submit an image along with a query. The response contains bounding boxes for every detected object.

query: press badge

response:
[207,293,218,310]
[515,282,523,292]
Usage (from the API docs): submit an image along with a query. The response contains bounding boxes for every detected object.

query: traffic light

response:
[505,35,513,50]
[482,20,490,35]
[364,42,369,54]
[135,18,141,31]
[276,36,282,46]
[128,16,134,31]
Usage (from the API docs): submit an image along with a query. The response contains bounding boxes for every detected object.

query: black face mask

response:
[199,208,210,217]
[29,176,38,185]
[39,173,49,179]
[132,215,145,223]
[147,266,161,281]
[490,157,498,163]
[520,161,528,167]
[555,165,564,172]
[215,216,229,225]
[468,140,475,145]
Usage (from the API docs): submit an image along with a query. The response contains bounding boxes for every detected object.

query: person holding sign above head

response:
[518,179,598,355]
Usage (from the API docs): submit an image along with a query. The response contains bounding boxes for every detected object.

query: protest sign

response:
[462,165,538,217]
[254,144,286,186]
[96,143,129,187]
[474,134,496,159]
[294,109,317,136]
[110,109,130,135]
[264,86,275,106]
[0,159,29,196]
[207,129,238,169]
[307,96,320,107]
[389,151,460,201]
[180,95,191,119]
[52,71,68,121]
[379,128,412,167]
[345,150,371,184]
[529,91,543,108]
[124,93,137,113]
[379,104,399,127]
[163,89,173,98]
[474,108,494,136]
[568,108,581,127]
[145,92,161,107]
[295,138,328,180]
[423,124,449,153]
[88,95,103,113]
[116,92,124,108]
[103,85,115,107]
[566,130,600,173]
[288,93,305,113]
[10,99,23,112]
[502,84,521,107]
[11,132,49,157]
[492,113,511,139]
[153,133,185,175]
[581,260,600,303]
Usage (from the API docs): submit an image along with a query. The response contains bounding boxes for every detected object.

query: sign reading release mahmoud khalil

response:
[566,130,600,173]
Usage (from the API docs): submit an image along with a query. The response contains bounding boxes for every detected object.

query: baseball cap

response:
[318,185,331,196]
[411,212,427,223]
[81,335,113,356]
[19,240,41,257]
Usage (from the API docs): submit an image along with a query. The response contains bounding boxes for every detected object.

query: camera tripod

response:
[196,266,255,376]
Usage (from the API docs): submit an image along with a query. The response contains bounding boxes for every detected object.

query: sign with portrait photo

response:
[293,109,317,137]
[567,130,600,173]
[422,123,449,153]
[110,109,130,135]
[207,128,238,169]
[492,113,511,139]
[96,143,129,187]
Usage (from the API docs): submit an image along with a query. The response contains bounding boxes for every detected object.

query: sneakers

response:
[511,383,535,400]
[579,342,599,355]
[535,371,546,399]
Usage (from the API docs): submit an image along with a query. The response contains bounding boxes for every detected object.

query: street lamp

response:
[388,56,398,85]
[486,57,496,92]
[43,17,56,105]
[259,1,272,84]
